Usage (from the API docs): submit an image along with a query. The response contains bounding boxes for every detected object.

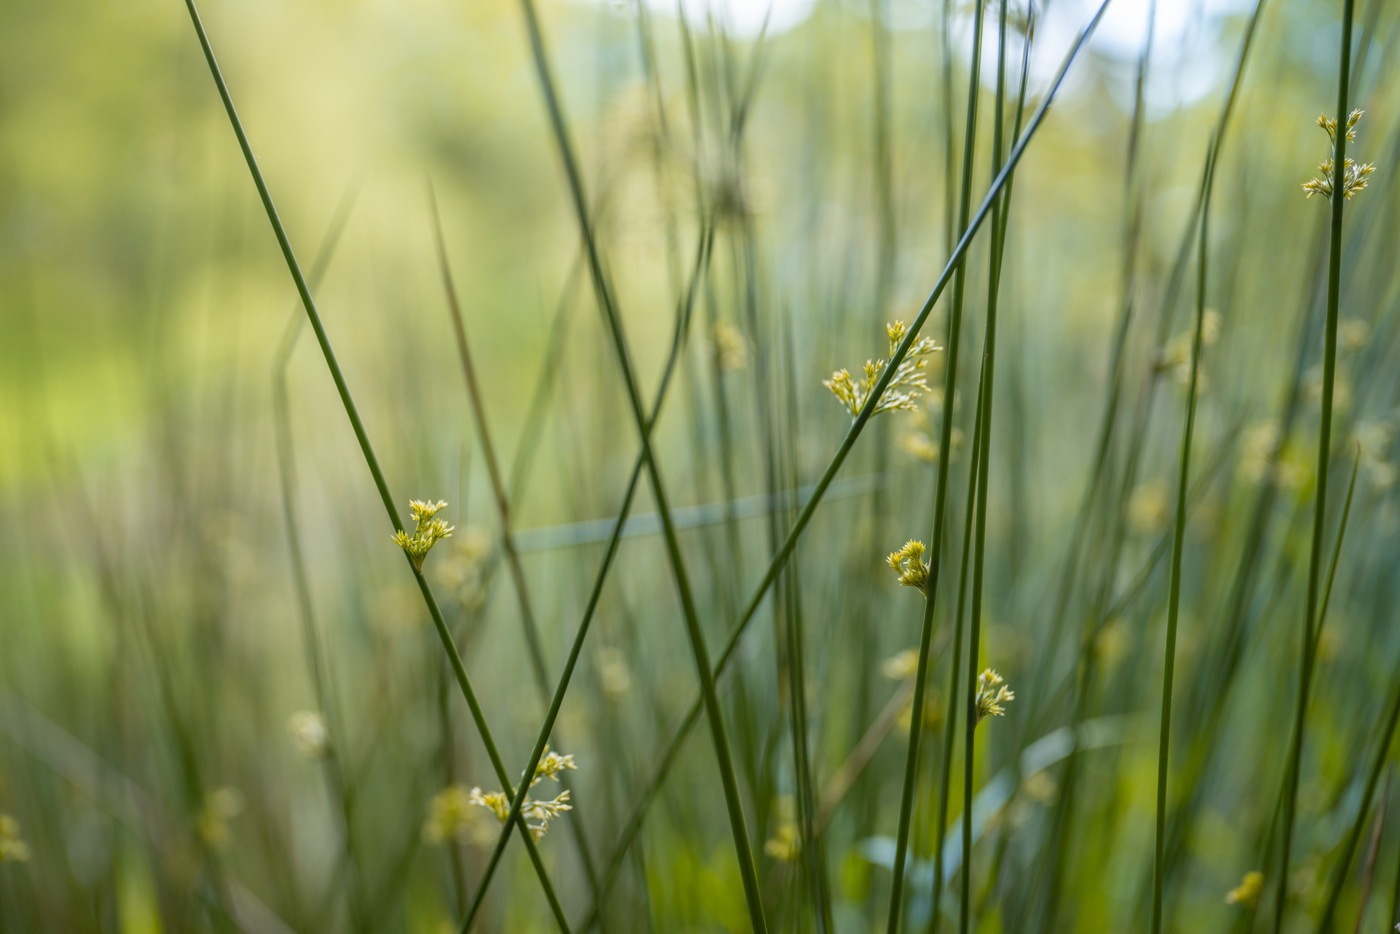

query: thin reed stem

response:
[1274,3,1357,928]
[428,183,605,902]
[886,0,985,924]
[961,7,1013,933]
[514,0,768,927]
[1150,138,1216,934]
[580,8,1115,927]
[458,224,714,933]
[176,3,572,927]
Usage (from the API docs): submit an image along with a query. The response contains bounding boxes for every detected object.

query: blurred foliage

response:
[2,0,1400,931]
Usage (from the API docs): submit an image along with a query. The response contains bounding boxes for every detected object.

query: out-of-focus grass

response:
[3,0,1400,932]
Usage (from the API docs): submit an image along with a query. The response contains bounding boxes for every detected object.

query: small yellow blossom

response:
[393,499,455,571]
[1339,318,1370,351]
[530,749,578,786]
[1225,870,1264,908]
[764,796,800,861]
[432,527,492,611]
[896,690,944,734]
[424,786,492,845]
[974,669,1014,722]
[764,823,800,861]
[595,647,633,697]
[464,748,579,840]
[467,788,512,824]
[0,815,31,864]
[824,321,941,418]
[287,711,328,759]
[1127,480,1170,534]
[1304,110,1375,200]
[899,430,939,464]
[195,787,244,849]
[714,320,748,372]
[887,540,930,595]
[881,648,920,681]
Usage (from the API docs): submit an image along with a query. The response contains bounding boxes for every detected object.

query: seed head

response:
[529,747,578,786]
[887,540,930,595]
[824,320,941,418]
[975,668,1014,722]
[465,750,579,840]
[468,787,512,823]
[1305,110,1375,200]
[393,499,455,571]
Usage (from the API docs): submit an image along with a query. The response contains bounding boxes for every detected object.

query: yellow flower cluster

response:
[0,814,30,864]
[195,787,244,849]
[1304,110,1375,200]
[886,540,930,595]
[825,321,941,418]
[458,748,578,841]
[392,499,455,571]
[975,669,1014,722]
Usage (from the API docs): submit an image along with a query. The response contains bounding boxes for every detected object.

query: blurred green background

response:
[2,0,1399,931]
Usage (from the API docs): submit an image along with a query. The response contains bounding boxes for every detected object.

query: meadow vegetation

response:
[2,0,1400,932]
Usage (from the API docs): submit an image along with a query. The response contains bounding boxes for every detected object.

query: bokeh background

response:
[2,0,1399,931]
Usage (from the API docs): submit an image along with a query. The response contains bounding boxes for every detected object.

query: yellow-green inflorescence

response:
[1303,109,1375,201]
[887,539,931,595]
[975,668,1014,723]
[392,499,455,571]
[0,814,31,864]
[464,748,578,840]
[1225,870,1263,908]
[825,321,941,418]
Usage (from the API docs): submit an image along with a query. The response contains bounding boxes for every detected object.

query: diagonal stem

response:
[580,6,1115,926]
[514,0,767,927]
[457,223,714,934]
[427,182,605,902]
[175,2,571,927]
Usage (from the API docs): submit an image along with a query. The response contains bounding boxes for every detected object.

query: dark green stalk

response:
[578,13,1114,923]
[175,2,571,925]
[1150,140,1216,934]
[428,185,605,901]
[513,1,768,928]
[1275,3,1357,928]
[459,226,714,934]
[960,8,1012,933]
[885,0,986,925]
[1317,639,1400,934]
[1312,451,1360,663]
[777,312,833,934]
[930,354,987,934]
[933,25,1033,929]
